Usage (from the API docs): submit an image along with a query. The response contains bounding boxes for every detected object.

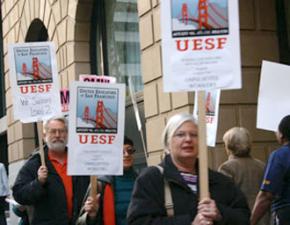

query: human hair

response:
[223,127,251,157]
[162,113,197,152]
[278,115,290,141]
[43,115,68,133]
[124,136,134,146]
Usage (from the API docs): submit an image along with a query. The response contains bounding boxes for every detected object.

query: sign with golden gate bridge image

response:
[171,0,229,38]
[68,81,125,175]
[76,86,119,134]
[161,0,241,92]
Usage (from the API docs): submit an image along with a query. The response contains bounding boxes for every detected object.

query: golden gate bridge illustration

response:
[82,100,117,129]
[20,57,52,80]
[176,0,228,29]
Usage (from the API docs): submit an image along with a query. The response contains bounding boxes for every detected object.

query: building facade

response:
[0,1,289,222]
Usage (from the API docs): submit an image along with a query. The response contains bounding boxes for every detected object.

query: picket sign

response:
[79,74,117,198]
[161,0,241,200]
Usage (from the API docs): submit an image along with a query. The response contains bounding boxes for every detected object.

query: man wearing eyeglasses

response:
[77,136,138,225]
[12,116,89,225]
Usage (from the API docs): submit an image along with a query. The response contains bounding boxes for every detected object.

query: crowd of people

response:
[1,113,290,225]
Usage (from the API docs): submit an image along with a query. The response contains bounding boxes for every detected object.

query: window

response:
[90,0,143,92]
[276,0,290,64]
[90,0,147,169]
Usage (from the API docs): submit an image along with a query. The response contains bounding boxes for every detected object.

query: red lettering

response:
[108,135,115,144]
[217,37,227,49]
[45,84,52,92]
[192,39,203,50]
[205,38,215,50]
[38,85,44,92]
[176,40,188,51]
[19,84,53,94]
[20,86,29,94]
[91,135,98,144]
[99,135,107,144]
[78,134,115,144]
[79,135,88,144]
[30,85,37,93]
[176,37,228,51]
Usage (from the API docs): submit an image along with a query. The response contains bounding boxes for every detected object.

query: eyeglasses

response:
[173,132,198,139]
[47,128,67,135]
[123,147,136,155]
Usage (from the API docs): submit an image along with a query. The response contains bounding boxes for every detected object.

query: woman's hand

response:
[84,194,100,219]
[191,198,222,225]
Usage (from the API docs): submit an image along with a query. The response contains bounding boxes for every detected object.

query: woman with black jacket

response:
[127,113,250,225]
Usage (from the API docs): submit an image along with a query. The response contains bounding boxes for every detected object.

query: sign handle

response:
[90,175,97,198]
[37,121,46,166]
[197,91,209,199]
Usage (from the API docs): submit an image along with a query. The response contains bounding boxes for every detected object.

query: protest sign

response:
[161,0,241,199]
[257,61,290,131]
[194,89,220,147]
[8,42,61,123]
[68,81,125,175]
[161,0,241,92]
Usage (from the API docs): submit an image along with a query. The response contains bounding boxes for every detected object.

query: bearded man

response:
[13,116,89,225]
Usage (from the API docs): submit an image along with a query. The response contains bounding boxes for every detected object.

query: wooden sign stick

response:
[37,121,46,166]
[197,91,209,199]
[90,175,97,198]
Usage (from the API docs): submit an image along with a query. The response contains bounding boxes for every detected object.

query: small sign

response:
[8,42,61,123]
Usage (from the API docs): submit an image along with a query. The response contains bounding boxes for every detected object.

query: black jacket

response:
[127,155,250,225]
[12,147,89,225]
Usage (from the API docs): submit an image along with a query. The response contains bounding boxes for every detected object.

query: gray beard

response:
[46,141,67,152]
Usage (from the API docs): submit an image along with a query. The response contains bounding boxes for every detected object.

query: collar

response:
[160,155,219,186]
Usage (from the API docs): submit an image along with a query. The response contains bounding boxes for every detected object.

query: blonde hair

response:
[223,127,251,157]
[162,113,197,153]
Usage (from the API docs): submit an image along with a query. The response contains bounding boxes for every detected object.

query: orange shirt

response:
[48,152,73,220]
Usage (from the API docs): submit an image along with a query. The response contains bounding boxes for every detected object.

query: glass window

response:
[276,0,290,64]
[91,0,143,92]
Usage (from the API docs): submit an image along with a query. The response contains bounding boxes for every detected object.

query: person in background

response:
[218,127,269,225]
[251,115,290,225]
[127,113,250,225]
[12,116,89,225]
[0,162,9,225]
[77,136,138,225]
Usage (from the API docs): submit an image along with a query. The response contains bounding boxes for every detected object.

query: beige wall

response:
[138,0,280,168]
[1,0,94,164]
[1,0,281,169]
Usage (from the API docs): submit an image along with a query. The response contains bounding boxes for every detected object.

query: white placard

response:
[161,0,241,92]
[68,81,126,175]
[8,42,61,123]
[193,90,220,147]
[257,61,290,131]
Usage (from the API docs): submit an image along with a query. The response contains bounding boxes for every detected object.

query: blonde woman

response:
[218,127,269,225]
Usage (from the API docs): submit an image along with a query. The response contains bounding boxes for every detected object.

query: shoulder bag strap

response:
[155,165,174,217]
